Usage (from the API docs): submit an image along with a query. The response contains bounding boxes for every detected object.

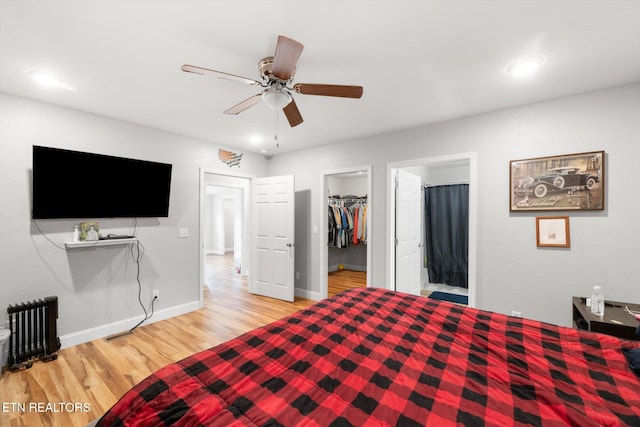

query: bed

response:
[96,288,640,426]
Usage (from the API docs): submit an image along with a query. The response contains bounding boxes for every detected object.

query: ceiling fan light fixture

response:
[262,87,292,109]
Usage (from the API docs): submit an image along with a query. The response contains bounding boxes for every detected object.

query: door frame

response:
[386,153,477,307]
[199,167,255,308]
[319,166,372,300]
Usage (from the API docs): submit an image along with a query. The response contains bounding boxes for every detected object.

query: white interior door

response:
[251,175,295,301]
[395,169,421,296]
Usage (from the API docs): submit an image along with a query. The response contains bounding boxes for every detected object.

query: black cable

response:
[34,217,153,333]
[129,239,156,332]
[32,220,71,250]
[32,218,153,332]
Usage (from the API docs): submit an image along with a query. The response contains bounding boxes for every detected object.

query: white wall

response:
[0,93,268,346]
[223,198,235,251]
[327,175,367,197]
[2,83,639,339]
[209,194,225,255]
[204,188,237,255]
[267,83,640,327]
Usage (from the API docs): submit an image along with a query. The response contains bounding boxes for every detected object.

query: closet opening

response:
[320,166,372,300]
[328,194,367,296]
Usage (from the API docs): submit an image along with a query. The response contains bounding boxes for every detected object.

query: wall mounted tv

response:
[32,146,172,219]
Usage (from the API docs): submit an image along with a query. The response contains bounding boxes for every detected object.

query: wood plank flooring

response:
[0,254,312,426]
[0,254,367,427]
[328,269,366,296]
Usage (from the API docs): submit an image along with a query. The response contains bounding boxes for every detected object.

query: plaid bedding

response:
[97,288,640,426]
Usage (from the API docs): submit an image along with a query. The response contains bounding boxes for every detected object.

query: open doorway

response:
[387,153,477,307]
[199,169,252,306]
[204,186,243,292]
[199,169,297,305]
[319,166,372,300]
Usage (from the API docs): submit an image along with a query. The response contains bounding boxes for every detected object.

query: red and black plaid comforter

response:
[97,288,640,426]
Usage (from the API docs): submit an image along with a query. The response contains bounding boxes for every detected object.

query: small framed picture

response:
[79,222,100,241]
[536,216,570,248]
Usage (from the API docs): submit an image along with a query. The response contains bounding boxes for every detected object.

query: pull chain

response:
[274,104,279,148]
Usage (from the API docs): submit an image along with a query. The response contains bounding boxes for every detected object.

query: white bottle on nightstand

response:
[590,286,604,317]
[73,225,80,242]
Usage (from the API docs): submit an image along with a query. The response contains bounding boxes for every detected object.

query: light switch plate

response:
[179,228,189,238]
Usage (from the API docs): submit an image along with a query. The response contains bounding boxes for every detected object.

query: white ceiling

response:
[1,1,639,155]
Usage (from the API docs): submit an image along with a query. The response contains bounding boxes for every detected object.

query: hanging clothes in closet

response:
[328,195,367,248]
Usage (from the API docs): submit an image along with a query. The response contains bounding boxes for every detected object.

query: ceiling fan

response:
[181,35,363,127]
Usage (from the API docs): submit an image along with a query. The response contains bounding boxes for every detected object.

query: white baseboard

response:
[59,300,201,349]
[205,249,226,255]
[328,264,367,273]
[295,288,322,301]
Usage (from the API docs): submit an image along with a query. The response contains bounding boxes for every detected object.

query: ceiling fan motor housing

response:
[259,56,295,83]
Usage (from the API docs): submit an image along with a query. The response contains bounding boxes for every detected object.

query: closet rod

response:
[328,196,367,200]
[423,180,469,188]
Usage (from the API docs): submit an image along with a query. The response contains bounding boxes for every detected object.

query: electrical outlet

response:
[153,290,160,299]
[179,228,189,238]
[511,310,522,318]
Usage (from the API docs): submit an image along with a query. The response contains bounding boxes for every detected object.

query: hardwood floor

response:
[328,269,366,296]
[0,253,316,427]
[0,255,369,426]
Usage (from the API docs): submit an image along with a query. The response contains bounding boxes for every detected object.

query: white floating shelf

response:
[64,237,138,249]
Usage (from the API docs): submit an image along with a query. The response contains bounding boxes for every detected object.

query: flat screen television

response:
[32,145,172,219]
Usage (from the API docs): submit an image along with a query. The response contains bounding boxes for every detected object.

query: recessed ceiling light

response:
[249,135,262,145]
[507,56,544,77]
[27,70,76,91]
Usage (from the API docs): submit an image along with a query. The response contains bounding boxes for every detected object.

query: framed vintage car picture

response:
[510,151,604,211]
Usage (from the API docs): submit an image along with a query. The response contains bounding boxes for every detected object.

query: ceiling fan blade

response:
[224,94,262,115]
[271,36,304,80]
[294,83,363,98]
[283,98,303,127]
[181,64,261,86]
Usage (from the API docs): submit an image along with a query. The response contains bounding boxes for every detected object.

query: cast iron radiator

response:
[6,296,60,370]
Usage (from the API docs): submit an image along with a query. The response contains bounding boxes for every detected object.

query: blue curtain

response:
[424,184,469,288]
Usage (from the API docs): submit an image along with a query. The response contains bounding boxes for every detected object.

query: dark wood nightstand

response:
[572,296,639,341]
